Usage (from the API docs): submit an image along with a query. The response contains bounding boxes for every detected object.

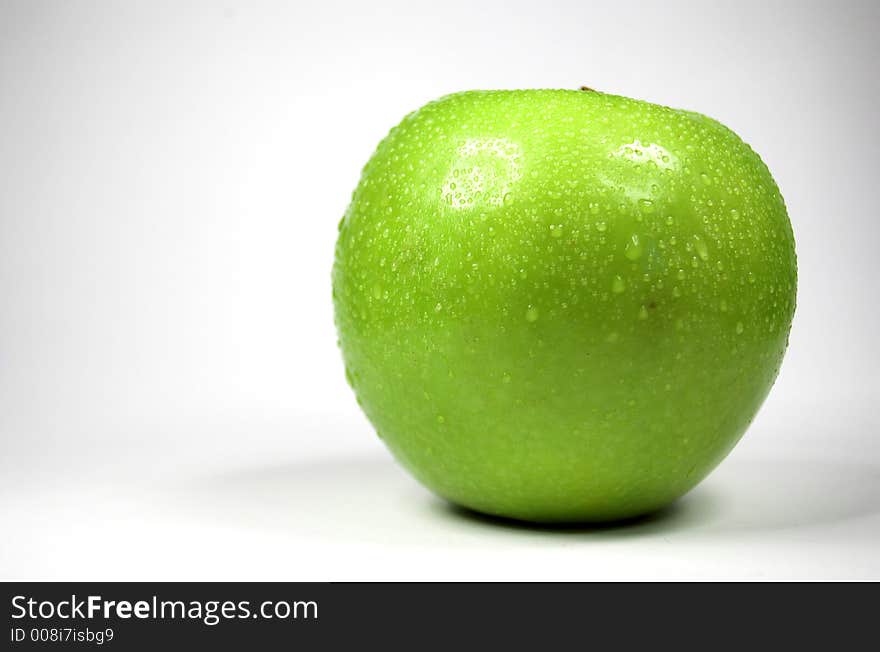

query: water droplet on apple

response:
[525,305,540,322]
[612,275,626,294]
[624,234,643,260]
[694,235,709,261]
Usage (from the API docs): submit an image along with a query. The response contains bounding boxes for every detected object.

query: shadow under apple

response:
[173,452,880,544]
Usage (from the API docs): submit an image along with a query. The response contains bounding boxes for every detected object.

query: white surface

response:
[2,393,879,580]
[1,0,878,580]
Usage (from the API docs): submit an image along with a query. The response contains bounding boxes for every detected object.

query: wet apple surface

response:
[333,89,797,522]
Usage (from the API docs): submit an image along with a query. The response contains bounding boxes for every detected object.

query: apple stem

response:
[579,86,596,92]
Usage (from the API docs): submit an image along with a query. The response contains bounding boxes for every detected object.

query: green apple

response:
[332,89,796,522]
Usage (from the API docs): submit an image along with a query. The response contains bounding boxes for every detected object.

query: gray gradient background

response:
[1,0,878,579]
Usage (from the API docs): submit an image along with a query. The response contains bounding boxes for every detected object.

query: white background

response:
[1,0,878,580]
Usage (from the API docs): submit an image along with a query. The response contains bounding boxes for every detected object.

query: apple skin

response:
[333,89,796,522]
